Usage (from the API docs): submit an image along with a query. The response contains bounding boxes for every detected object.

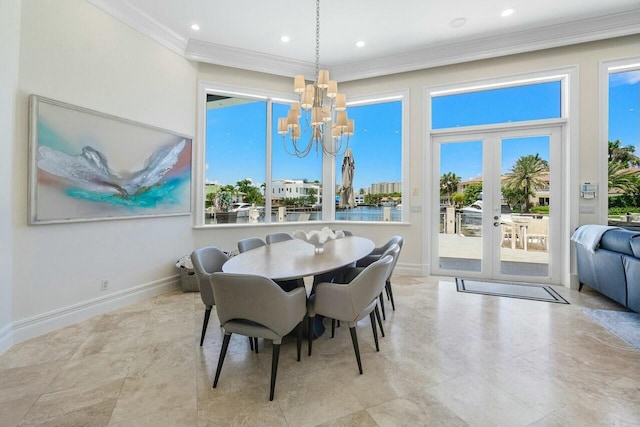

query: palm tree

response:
[503,154,549,213]
[608,161,638,193]
[440,172,461,205]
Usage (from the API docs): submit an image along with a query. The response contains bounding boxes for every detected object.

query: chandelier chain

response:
[315,0,320,80]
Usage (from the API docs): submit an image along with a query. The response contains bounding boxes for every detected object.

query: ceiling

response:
[89,0,640,81]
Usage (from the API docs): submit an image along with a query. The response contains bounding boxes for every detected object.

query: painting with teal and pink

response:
[31,97,192,223]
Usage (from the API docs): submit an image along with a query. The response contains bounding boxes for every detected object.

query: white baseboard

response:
[4,275,179,354]
[0,322,13,355]
[396,262,424,276]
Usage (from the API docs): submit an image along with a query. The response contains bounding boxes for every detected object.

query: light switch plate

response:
[579,205,595,214]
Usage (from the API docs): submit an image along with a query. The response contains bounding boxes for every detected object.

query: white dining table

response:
[222,236,375,281]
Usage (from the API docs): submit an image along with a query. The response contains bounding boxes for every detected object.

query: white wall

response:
[10,0,197,343]
[0,0,22,353]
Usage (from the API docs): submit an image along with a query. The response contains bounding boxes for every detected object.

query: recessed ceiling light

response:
[280,35,290,43]
[449,17,467,28]
[190,23,200,31]
[355,40,366,48]
[501,8,515,17]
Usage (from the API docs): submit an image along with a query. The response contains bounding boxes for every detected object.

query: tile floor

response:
[1,276,638,427]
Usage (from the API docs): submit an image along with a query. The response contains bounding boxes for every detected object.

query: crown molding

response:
[185,39,318,79]
[332,9,640,81]
[87,0,187,56]
[88,1,639,81]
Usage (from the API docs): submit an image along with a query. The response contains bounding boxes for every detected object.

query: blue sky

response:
[609,70,640,150]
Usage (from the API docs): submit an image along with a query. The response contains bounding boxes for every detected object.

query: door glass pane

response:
[438,140,483,272]
[272,102,323,222]
[499,136,550,277]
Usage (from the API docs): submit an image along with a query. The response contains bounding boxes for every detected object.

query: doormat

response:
[581,308,640,351]
[455,278,569,304]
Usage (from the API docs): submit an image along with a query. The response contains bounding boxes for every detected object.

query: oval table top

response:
[222,236,375,281]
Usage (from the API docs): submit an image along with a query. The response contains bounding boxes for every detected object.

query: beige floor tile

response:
[47,350,135,394]
[316,410,379,427]
[19,379,123,426]
[276,369,364,427]
[197,383,288,426]
[426,371,550,427]
[108,365,196,424]
[108,402,197,427]
[366,394,468,427]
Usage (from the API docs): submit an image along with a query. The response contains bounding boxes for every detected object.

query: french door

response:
[432,125,561,283]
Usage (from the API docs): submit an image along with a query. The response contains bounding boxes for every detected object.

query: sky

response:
[609,69,640,150]
[206,73,638,192]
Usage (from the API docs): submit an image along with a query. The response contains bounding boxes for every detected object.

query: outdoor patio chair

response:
[210,272,306,401]
[524,218,549,251]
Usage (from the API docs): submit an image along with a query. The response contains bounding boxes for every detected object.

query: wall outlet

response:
[101,279,109,291]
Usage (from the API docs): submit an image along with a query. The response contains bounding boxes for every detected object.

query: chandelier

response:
[277,0,354,158]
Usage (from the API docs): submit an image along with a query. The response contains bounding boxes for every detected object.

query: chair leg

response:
[579,282,584,292]
[331,319,336,338]
[270,343,280,401]
[254,337,259,353]
[308,316,314,356]
[386,280,396,311]
[379,292,386,320]
[369,312,379,352]
[249,336,254,351]
[349,327,363,375]
[213,333,231,388]
[296,322,302,362]
[374,305,385,337]
[200,307,212,346]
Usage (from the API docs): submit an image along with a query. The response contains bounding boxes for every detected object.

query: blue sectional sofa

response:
[573,225,640,313]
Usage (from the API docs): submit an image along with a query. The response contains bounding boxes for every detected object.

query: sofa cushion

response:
[630,236,640,258]
[623,256,640,313]
[600,229,640,257]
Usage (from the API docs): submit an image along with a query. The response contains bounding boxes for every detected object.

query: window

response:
[432,81,561,129]
[204,94,267,224]
[200,85,406,225]
[605,60,640,223]
[335,98,403,222]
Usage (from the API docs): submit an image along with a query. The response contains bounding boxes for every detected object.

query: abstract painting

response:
[28,95,192,224]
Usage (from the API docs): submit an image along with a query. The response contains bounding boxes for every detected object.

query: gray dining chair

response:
[191,246,229,346]
[266,232,293,244]
[237,237,266,253]
[345,243,401,321]
[307,255,393,374]
[210,272,307,401]
[355,236,404,314]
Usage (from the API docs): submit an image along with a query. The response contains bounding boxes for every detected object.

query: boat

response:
[230,203,265,217]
